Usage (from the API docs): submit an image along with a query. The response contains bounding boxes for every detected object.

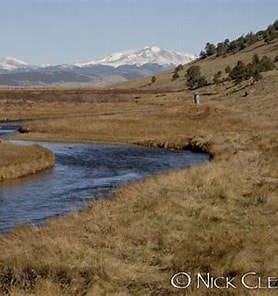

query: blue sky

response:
[0,0,277,65]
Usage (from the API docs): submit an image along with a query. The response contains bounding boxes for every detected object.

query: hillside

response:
[116,39,278,90]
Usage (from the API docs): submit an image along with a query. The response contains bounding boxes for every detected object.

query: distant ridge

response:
[0,46,196,86]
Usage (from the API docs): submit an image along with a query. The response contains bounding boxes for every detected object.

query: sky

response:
[0,0,277,65]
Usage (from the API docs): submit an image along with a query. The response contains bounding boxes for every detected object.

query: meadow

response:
[0,39,277,295]
[0,141,54,181]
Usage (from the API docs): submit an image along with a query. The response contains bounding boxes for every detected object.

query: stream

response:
[0,123,209,234]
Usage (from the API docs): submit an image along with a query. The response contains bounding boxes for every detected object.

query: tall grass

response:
[0,141,55,181]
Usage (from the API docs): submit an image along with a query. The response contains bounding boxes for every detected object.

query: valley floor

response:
[0,69,277,295]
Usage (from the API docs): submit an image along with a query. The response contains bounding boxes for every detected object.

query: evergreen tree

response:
[151,76,157,84]
[216,42,228,56]
[236,36,247,50]
[229,40,239,54]
[273,19,278,30]
[199,50,206,59]
[229,55,275,83]
[185,65,207,89]
[229,61,247,82]
[205,42,216,56]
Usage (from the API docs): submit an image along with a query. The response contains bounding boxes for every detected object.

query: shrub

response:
[175,64,184,72]
[258,56,275,72]
[213,71,222,85]
[172,72,180,81]
[151,76,157,84]
[252,54,260,65]
[225,66,231,74]
[263,24,278,43]
[245,63,261,81]
[245,32,258,45]
[229,61,247,82]
[229,55,275,83]
[197,76,208,88]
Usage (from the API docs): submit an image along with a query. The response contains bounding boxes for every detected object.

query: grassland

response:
[0,141,55,181]
[0,40,277,295]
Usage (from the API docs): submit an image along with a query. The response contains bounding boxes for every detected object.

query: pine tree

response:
[185,66,207,89]
[205,42,216,56]
[151,76,157,84]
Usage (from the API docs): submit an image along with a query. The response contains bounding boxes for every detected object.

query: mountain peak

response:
[0,56,28,70]
[75,46,196,68]
[143,46,161,52]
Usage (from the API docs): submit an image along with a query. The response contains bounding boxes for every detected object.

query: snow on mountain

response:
[0,46,196,71]
[0,47,197,85]
[74,46,196,68]
[0,57,29,70]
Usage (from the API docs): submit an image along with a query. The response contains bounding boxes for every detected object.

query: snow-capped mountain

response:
[0,46,196,86]
[0,57,29,70]
[74,46,196,68]
[1,46,196,71]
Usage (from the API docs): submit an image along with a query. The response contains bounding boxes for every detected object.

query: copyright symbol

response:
[171,272,191,289]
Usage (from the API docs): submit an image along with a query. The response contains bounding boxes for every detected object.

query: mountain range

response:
[0,46,196,86]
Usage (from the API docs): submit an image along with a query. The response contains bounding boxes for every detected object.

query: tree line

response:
[199,20,278,59]
[184,53,276,89]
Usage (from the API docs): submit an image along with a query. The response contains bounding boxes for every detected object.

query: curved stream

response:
[0,124,209,234]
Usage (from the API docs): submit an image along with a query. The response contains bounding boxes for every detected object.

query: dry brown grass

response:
[0,40,277,295]
[0,88,167,121]
[0,141,55,181]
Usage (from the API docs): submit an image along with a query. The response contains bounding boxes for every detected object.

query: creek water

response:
[0,123,209,234]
